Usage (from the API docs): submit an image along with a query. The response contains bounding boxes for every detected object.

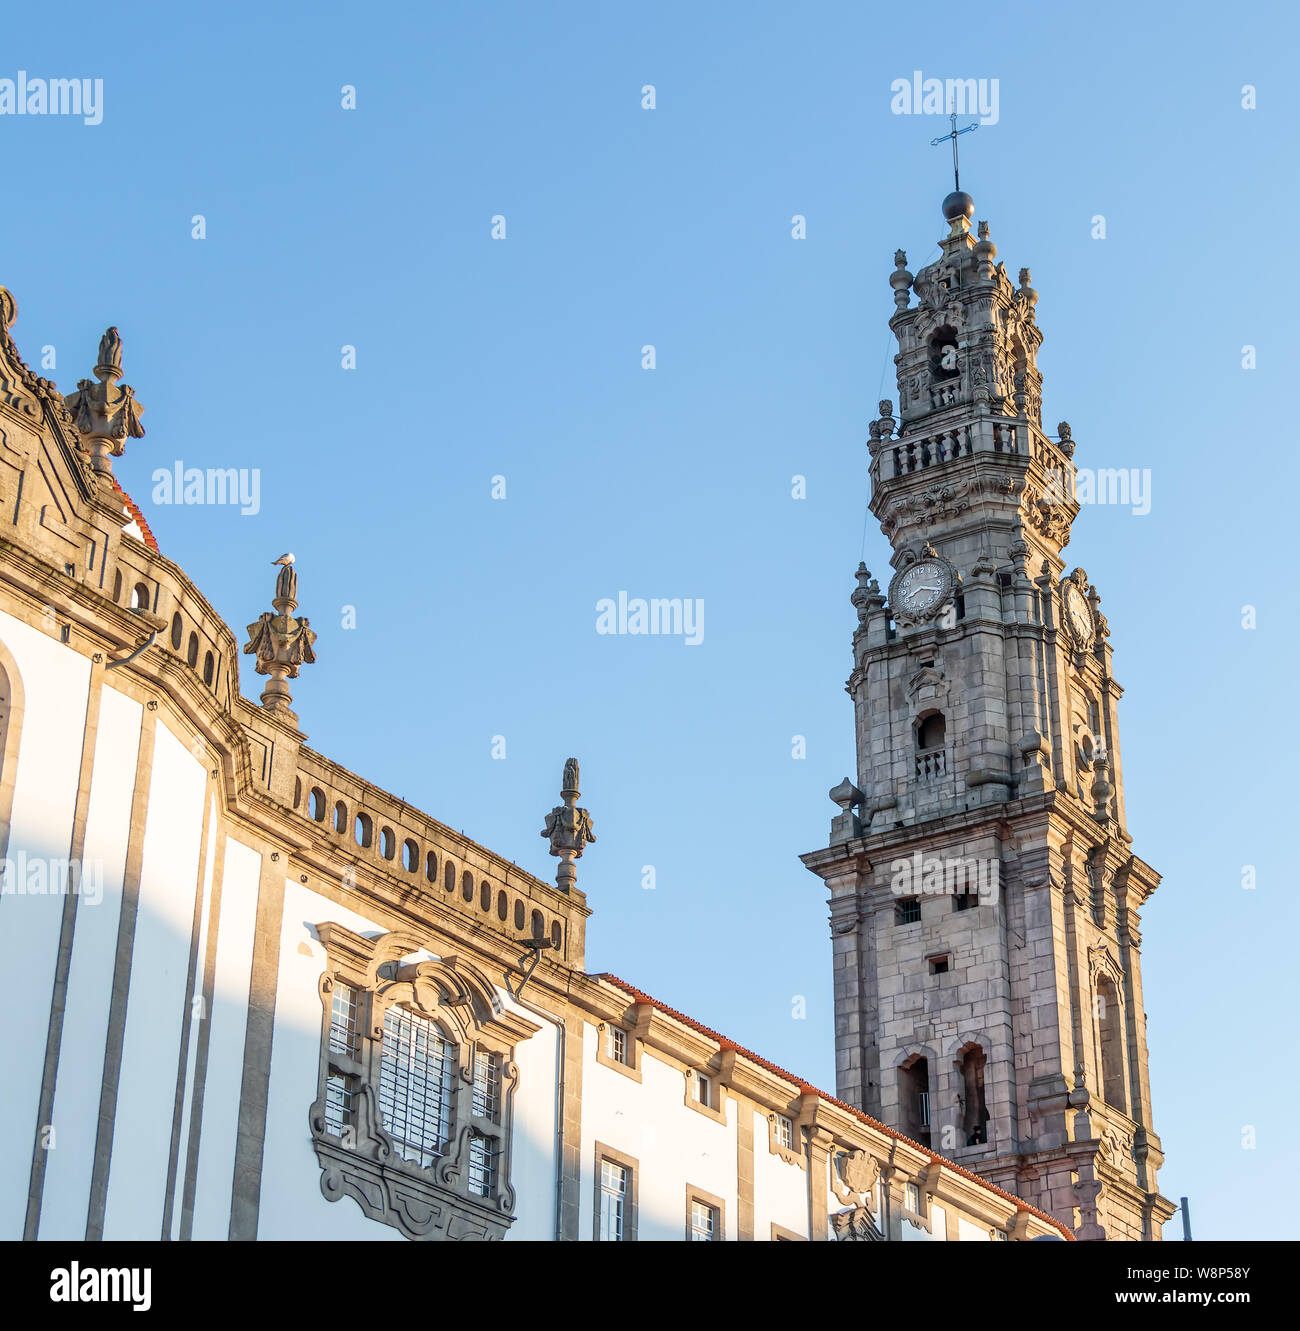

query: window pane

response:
[689,1199,717,1241]
[329,982,359,1056]
[472,1050,500,1121]
[599,1160,627,1241]
[324,1072,357,1137]
[377,1006,454,1169]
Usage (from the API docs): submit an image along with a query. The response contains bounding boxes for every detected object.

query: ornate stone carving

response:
[309,926,539,1242]
[540,757,595,894]
[63,325,146,480]
[832,1204,884,1241]
[243,554,317,720]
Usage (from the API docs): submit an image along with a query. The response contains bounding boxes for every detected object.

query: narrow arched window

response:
[133,581,151,610]
[497,890,508,921]
[426,849,438,882]
[957,1045,990,1145]
[403,839,419,873]
[380,826,396,860]
[928,326,959,382]
[916,713,945,750]
[186,633,199,668]
[530,909,544,940]
[334,801,348,834]
[355,812,373,849]
[444,862,456,893]
[480,880,491,912]
[202,651,214,686]
[899,1056,931,1148]
[1096,976,1127,1113]
[550,921,562,951]
[461,870,474,903]
[170,613,183,650]
[513,900,525,930]
[309,787,326,822]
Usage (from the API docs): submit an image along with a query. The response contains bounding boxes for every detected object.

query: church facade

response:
[0,191,1165,1243]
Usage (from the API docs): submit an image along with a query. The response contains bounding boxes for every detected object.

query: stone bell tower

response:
[801,189,1175,1240]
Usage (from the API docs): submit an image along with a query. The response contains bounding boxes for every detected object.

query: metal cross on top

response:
[930,111,978,192]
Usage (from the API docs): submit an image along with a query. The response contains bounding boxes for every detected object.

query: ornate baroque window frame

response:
[309,923,540,1241]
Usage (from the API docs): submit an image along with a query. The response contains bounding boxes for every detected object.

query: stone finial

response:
[63,325,145,481]
[868,400,896,451]
[242,553,317,721]
[890,250,914,310]
[974,220,997,278]
[540,757,596,894]
[850,563,883,625]
[1056,420,1075,459]
[1016,267,1039,319]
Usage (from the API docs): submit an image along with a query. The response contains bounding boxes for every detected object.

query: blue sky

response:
[3,1,1295,1239]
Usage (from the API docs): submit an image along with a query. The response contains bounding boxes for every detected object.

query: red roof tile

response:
[110,475,159,552]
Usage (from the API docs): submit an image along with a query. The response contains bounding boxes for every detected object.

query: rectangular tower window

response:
[895,897,921,925]
[775,1114,794,1150]
[928,955,949,975]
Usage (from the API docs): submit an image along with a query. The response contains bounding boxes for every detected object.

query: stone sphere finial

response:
[942,190,975,223]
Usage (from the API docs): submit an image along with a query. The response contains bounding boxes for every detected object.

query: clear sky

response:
[3,1,1295,1240]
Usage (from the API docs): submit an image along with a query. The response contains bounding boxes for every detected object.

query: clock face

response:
[897,560,948,613]
[1065,583,1093,643]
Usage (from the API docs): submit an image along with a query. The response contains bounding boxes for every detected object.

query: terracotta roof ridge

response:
[590,971,1074,1240]
[110,474,160,552]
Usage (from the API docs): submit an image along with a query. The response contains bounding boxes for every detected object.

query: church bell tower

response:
[802,188,1175,1240]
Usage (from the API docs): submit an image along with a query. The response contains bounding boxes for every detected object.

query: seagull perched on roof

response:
[272,553,295,566]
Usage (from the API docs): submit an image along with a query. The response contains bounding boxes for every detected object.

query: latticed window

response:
[377,1006,454,1169]
[775,1114,794,1150]
[905,1182,921,1212]
[598,1160,627,1241]
[467,1131,497,1198]
[329,982,359,1056]
[689,1199,718,1241]
[895,897,921,925]
[607,1025,628,1064]
[324,1072,358,1137]
[472,1049,501,1121]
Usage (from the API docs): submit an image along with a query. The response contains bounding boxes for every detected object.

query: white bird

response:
[272,553,295,566]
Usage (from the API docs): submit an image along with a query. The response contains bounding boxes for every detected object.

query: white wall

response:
[751,1109,808,1239]
[580,1027,738,1241]
[189,835,261,1239]
[102,722,207,1239]
[261,882,560,1241]
[39,684,142,1240]
[0,612,92,1239]
[169,796,219,1239]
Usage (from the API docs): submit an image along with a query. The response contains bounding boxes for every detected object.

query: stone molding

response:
[308,924,539,1241]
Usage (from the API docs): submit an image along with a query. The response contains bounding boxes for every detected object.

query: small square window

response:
[689,1199,718,1241]
[929,955,949,975]
[895,897,921,925]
